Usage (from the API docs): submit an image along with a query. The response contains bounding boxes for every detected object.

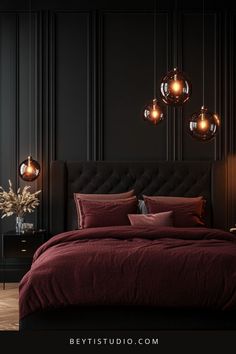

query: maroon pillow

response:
[74,190,135,228]
[143,196,205,227]
[128,211,173,227]
[74,190,134,201]
[77,197,138,229]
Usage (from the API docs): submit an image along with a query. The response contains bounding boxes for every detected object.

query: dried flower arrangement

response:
[0,180,41,218]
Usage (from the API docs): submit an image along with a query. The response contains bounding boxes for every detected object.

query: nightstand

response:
[1,230,46,289]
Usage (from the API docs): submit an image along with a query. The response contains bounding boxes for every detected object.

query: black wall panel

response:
[103,12,168,161]
[0,14,18,233]
[0,1,236,239]
[55,12,90,161]
[182,13,217,161]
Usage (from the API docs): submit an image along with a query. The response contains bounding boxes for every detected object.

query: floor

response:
[0,283,19,330]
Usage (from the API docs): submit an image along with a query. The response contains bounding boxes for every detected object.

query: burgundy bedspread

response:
[19,226,236,320]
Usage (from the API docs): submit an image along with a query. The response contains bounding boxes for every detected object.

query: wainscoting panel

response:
[181,12,218,161]
[0,14,18,233]
[54,12,90,161]
[102,12,169,161]
[18,13,37,168]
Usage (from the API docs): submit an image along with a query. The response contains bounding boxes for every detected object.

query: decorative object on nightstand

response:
[1,229,46,289]
[229,227,236,234]
[0,179,41,233]
[22,223,34,233]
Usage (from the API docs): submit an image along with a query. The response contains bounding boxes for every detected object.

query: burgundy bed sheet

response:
[19,226,236,320]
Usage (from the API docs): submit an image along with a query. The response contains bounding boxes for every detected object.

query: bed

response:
[19,160,236,330]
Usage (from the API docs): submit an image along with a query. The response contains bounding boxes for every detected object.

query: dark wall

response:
[0,0,236,234]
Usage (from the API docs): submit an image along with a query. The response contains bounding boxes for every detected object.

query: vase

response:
[16,216,24,233]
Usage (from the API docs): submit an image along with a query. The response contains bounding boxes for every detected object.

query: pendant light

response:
[160,0,192,105]
[19,156,40,182]
[189,107,220,141]
[142,0,164,126]
[160,68,191,105]
[143,99,164,126]
[188,0,220,141]
[19,0,40,181]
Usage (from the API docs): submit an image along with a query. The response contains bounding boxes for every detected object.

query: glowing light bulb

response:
[26,164,34,174]
[151,106,159,120]
[152,110,158,118]
[24,156,34,176]
[150,100,161,124]
[198,107,209,132]
[171,78,182,94]
[198,117,209,131]
[142,98,164,125]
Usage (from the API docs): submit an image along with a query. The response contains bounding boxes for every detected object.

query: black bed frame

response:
[20,160,233,330]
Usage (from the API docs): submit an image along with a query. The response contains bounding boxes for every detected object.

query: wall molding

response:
[0,6,236,232]
[15,13,19,188]
[97,11,104,160]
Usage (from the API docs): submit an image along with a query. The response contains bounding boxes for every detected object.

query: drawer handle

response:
[21,249,27,252]
[21,240,27,243]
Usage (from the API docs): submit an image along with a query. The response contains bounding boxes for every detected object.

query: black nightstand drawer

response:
[1,230,46,288]
[3,236,43,258]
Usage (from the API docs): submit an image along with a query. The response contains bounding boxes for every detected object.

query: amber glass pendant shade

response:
[160,68,192,106]
[188,106,220,141]
[142,98,164,126]
[19,156,40,181]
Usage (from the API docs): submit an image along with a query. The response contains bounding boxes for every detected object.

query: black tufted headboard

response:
[50,160,227,235]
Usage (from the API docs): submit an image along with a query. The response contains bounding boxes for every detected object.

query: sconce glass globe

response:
[19,156,40,181]
[142,98,164,125]
[188,106,220,141]
[160,68,192,106]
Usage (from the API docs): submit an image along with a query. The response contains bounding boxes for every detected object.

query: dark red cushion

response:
[74,190,134,201]
[74,190,135,228]
[128,211,173,227]
[77,197,138,229]
[143,196,205,227]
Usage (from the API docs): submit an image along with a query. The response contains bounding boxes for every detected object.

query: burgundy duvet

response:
[19,226,236,320]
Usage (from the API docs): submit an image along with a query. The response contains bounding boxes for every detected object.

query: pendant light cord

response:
[174,0,178,68]
[29,0,32,156]
[202,0,205,107]
[153,0,157,99]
